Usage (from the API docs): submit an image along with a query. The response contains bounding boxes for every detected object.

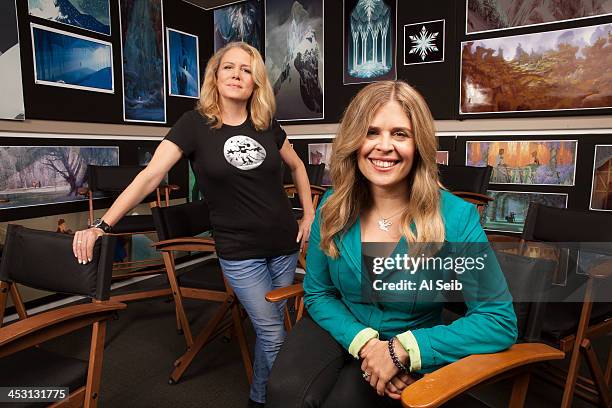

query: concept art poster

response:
[0,0,25,120]
[466,140,578,186]
[167,28,200,99]
[28,0,111,36]
[436,151,448,165]
[120,0,166,123]
[483,191,568,233]
[403,19,444,65]
[0,146,119,210]
[343,0,396,84]
[265,0,324,121]
[590,145,612,211]
[460,23,612,114]
[308,142,332,185]
[31,24,114,93]
[214,0,264,54]
[467,0,612,34]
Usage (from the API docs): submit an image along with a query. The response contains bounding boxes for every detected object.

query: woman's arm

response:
[73,140,183,264]
[279,139,314,250]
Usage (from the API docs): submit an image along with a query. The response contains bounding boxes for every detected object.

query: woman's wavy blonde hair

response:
[197,42,275,131]
[320,80,445,258]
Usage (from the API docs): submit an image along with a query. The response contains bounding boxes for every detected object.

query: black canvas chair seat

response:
[0,347,88,391]
[541,301,612,341]
[112,214,155,234]
[178,258,226,292]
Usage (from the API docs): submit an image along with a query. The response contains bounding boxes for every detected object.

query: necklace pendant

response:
[378,218,392,232]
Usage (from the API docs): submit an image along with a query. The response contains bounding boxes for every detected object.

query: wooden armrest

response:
[400,343,564,408]
[0,301,126,347]
[265,283,304,302]
[160,184,180,192]
[588,258,612,279]
[151,236,216,252]
[284,184,327,195]
[452,191,493,203]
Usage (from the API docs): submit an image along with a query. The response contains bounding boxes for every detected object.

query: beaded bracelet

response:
[388,337,409,373]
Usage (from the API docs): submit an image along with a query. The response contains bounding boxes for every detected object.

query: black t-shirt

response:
[165,110,299,260]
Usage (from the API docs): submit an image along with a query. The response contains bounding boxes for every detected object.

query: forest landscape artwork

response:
[32,24,113,93]
[214,0,263,53]
[120,0,166,123]
[483,190,568,233]
[0,146,119,210]
[167,28,199,98]
[266,0,324,120]
[461,23,612,114]
[28,0,111,36]
[466,140,577,186]
[466,0,612,34]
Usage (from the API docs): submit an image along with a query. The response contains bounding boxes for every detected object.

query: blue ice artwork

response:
[344,0,396,84]
[31,24,113,93]
[28,0,111,36]
[120,0,166,123]
[214,0,263,53]
[167,29,200,99]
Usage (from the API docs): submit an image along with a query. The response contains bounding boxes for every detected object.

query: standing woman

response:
[72,42,314,407]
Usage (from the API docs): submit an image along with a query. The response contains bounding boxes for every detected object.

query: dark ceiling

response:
[180,0,245,10]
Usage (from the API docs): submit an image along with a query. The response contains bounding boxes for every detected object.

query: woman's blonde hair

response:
[320,80,445,257]
[197,42,275,131]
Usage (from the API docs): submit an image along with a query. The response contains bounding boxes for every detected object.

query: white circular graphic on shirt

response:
[223,135,267,170]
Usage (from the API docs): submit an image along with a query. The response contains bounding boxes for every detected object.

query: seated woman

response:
[266,80,518,407]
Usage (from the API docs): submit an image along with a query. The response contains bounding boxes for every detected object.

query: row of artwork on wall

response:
[299,140,612,234]
[1,0,201,123]
[1,0,610,122]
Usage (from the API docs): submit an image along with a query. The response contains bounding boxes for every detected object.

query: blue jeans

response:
[218,252,298,403]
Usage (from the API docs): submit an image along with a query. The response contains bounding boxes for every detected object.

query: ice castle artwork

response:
[344,0,396,84]
[28,0,111,36]
[214,0,263,53]
[266,0,324,121]
[120,0,166,123]
[0,0,25,120]
[167,29,199,98]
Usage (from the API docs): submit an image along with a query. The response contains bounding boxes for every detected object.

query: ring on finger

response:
[362,371,371,380]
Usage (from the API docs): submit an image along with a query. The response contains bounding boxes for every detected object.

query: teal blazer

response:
[303,189,518,372]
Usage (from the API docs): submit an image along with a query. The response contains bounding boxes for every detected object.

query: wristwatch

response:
[90,218,112,233]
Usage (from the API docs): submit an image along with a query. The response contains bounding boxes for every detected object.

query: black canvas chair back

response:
[520,203,612,408]
[0,224,115,301]
[89,165,153,193]
[439,164,492,194]
[151,199,212,242]
[306,163,326,186]
[0,225,123,408]
[523,203,612,243]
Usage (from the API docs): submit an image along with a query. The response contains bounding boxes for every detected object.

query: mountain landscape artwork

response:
[32,23,113,93]
[28,0,111,36]
[0,0,25,120]
[167,28,199,98]
[120,0,166,123]
[344,0,396,84]
[266,0,324,121]
[214,0,263,53]
[0,146,119,210]
[461,23,612,114]
[467,0,612,34]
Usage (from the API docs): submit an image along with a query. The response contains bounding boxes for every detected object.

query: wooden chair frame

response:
[151,237,253,385]
[0,280,125,408]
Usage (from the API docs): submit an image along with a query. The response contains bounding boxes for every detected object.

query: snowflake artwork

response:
[345,0,395,81]
[403,19,444,66]
[409,25,438,61]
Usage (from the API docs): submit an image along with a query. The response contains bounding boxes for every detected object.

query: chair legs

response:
[508,372,530,408]
[168,295,252,385]
[84,320,108,408]
[582,339,612,408]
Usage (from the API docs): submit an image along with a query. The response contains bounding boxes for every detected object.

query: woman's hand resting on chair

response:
[359,338,413,397]
[73,227,105,264]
